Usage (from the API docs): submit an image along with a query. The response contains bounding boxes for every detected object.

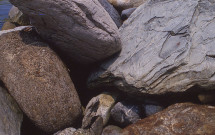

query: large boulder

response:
[89,0,215,95]
[121,103,215,135]
[0,86,23,135]
[9,0,121,64]
[0,27,82,133]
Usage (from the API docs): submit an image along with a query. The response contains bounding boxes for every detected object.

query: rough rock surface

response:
[54,127,77,135]
[122,103,215,135]
[1,21,16,30]
[110,101,141,127]
[102,125,122,135]
[82,92,117,128]
[0,27,82,133]
[0,86,23,135]
[99,0,122,28]
[108,0,145,10]
[9,0,121,64]
[9,6,30,26]
[89,0,215,95]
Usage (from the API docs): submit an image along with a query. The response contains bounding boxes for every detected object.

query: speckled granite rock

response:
[9,0,121,64]
[111,101,142,127]
[102,125,122,135]
[82,92,117,128]
[99,0,122,28]
[0,27,82,133]
[0,86,23,135]
[89,0,215,95]
[122,103,215,135]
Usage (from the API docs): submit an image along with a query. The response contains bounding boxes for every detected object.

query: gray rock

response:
[99,0,122,28]
[0,27,82,133]
[82,92,117,128]
[143,104,164,117]
[0,86,23,135]
[102,125,122,135]
[54,128,77,135]
[9,6,30,26]
[9,0,121,64]
[121,8,136,21]
[108,0,145,10]
[110,101,141,127]
[89,0,215,95]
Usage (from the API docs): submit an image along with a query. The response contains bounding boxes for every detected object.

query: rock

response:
[102,125,122,135]
[9,6,30,26]
[1,21,16,30]
[110,101,141,127]
[142,104,164,117]
[108,0,145,10]
[121,8,136,21]
[122,103,215,135]
[89,0,215,95]
[9,0,121,64]
[54,128,77,135]
[98,0,122,28]
[0,86,23,135]
[0,26,82,133]
[82,92,117,128]
[198,92,215,104]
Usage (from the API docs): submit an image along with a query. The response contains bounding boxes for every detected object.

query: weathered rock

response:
[198,92,215,104]
[9,6,30,26]
[142,104,164,117]
[89,0,215,95]
[110,101,141,127]
[82,92,117,128]
[108,0,145,10]
[54,127,77,135]
[99,0,122,28]
[122,103,215,135]
[121,8,136,21]
[0,26,82,133]
[1,21,16,30]
[102,125,122,135]
[0,86,23,135]
[9,0,121,64]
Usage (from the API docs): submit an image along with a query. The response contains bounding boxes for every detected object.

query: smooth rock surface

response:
[0,86,23,135]
[9,6,30,26]
[0,27,82,133]
[82,92,117,128]
[99,0,122,28]
[102,125,122,135]
[108,0,145,10]
[9,0,121,64]
[121,8,136,21]
[142,104,164,117]
[89,0,215,95]
[110,101,141,127]
[122,103,215,135]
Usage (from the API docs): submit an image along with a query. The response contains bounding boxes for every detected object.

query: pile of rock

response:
[0,0,215,135]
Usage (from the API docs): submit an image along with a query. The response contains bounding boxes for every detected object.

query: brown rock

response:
[1,21,16,30]
[122,103,215,135]
[0,27,82,133]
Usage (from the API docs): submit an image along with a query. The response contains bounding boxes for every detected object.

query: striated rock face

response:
[89,0,215,95]
[122,103,215,135]
[108,0,145,10]
[82,92,117,128]
[99,0,122,28]
[0,86,23,135]
[9,0,121,64]
[0,27,82,133]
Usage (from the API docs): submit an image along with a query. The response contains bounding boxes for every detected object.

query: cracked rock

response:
[88,0,215,95]
[9,0,121,64]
